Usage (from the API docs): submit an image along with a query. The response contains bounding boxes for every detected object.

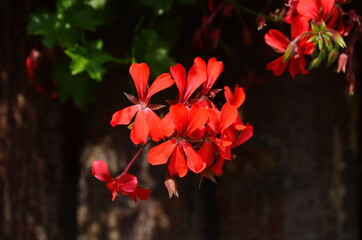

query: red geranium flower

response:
[265,29,313,77]
[148,103,209,177]
[110,63,174,144]
[92,160,151,202]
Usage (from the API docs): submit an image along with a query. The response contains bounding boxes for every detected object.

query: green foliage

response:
[65,40,113,81]
[133,28,176,77]
[27,0,189,109]
[52,54,97,110]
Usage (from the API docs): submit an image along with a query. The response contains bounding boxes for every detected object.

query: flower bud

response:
[164,176,179,198]
[337,53,348,73]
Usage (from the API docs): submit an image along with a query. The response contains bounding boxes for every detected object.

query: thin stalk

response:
[122,139,151,174]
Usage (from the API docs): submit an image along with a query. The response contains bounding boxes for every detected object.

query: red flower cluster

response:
[265,0,359,78]
[92,57,253,200]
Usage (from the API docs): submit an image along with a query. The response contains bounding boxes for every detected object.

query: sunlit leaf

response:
[65,40,113,81]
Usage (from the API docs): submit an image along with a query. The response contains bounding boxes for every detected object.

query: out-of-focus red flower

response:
[110,63,174,144]
[265,29,313,77]
[92,160,151,202]
[148,103,209,177]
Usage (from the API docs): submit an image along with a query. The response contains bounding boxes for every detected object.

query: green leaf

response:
[65,40,113,81]
[27,12,58,48]
[85,0,107,9]
[133,28,176,77]
[134,0,173,14]
[65,5,103,31]
[57,0,82,12]
[51,55,97,110]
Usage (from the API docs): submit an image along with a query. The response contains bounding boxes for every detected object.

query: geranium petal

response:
[210,157,226,175]
[170,63,187,102]
[146,73,174,103]
[110,105,140,127]
[169,145,188,177]
[197,141,215,168]
[145,109,164,141]
[105,181,119,201]
[231,124,254,148]
[148,139,176,165]
[129,63,149,102]
[117,173,138,192]
[291,16,310,40]
[205,57,223,93]
[183,141,206,173]
[264,29,289,52]
[266,56,288,76]
[170,103,189,134]
[161,111,175,137]
[224,85,245,108]
[92,160,113,182]
[130,110,149,144]
[219,103,238,132]
[296,0,319,20]
[186,105,209,135]
[184,65,207,102]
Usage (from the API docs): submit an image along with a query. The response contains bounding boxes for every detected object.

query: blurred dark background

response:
[1,0,362,239]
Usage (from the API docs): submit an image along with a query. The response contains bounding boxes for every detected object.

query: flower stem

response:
[122,139,151,174]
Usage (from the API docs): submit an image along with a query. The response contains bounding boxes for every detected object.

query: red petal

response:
[210,157,226,175]
[130,110,149,144]
[145,109,164,141]
[264,29,289,52]
[110,105,140,127]
[224,85,245,108]
[321,0,335,19]
[92,160,113,182]
[219,103,238,132]
[183,65,207,102]
[183,141,206,173]
[169,145,188,177]
[170,63,187,103]
[290,16,310,40]
[129,63,149,102]
[170,103,189,134]
[123,188,151,202]
[205,57,223,93]
[105,181,119,201]
[266,56,288,76]
[148,139,176,165]
[296,0,319,20]
[231,124,254,148]
[197,141,215,168]
[186,105,209,135]
[161,111,175,137]
[116,173,138,192]
[146,73,174,103]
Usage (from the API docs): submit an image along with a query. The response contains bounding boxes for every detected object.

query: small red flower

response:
[92,160,151,202]
[110,63,174,144]
[265,29,312,77]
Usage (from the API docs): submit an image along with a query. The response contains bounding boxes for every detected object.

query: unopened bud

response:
[164,176,179,198]
[337,53,348,73]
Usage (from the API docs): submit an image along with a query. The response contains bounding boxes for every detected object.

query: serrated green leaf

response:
[65,40,113,81]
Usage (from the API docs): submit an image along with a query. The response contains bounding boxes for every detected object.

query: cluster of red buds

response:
[92,57,253,201]
[264,0,361,93]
